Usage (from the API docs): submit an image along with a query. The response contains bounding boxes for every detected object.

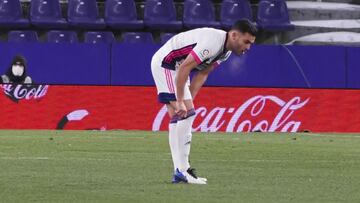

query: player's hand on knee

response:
[175,101,187,118]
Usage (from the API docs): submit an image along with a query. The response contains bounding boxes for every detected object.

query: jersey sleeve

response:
[189,36,222,65]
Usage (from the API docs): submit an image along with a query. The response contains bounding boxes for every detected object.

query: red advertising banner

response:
[1,84,360,132]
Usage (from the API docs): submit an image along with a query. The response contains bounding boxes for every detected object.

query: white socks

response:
[177,115,195,172]
[168,122,179,171]
[168,109,196,173]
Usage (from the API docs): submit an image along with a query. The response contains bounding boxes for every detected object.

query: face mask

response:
[11,65,24,76]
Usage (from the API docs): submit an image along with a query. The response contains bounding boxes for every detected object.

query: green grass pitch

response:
[0,130,359,202]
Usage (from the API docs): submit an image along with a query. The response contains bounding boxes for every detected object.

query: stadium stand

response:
[30,0,67,28]
[122,32,154,43]
[84,31,115,44]
[105,0,144,30]
[0,0,357,45]
[144,0,183,30]
[8,30,38,42]
[160,33,176,44]
[183,0,221,29]
[284,0,360,45]
[257,0,294,32]
[0,0,29,28]
[220,0,253,28]
[67,0,106,29]
[46,30,79,43]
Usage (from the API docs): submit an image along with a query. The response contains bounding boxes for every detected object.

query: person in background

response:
[1,55,32,84]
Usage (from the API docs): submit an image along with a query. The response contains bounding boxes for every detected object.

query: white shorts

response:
[151,54,192,104]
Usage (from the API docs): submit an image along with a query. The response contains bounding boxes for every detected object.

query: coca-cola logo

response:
[0,84,49,102]
[153,95,310,133]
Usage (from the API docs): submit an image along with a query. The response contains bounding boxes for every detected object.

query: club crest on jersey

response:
[199,49,210,58]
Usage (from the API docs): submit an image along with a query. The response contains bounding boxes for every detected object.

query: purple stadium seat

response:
[8,31,38,43]
[0,0,29,28]
[160,33,176,44]
[84,32,115,44]
[105,0,143,30]
[144,0,182,30]
[183,0,221,29]
[30,0,67,28]
[68,0,106,29]
[257,0,294,31]
[47,31,79,43]
[122,32,154,44]
[221,0,253,29]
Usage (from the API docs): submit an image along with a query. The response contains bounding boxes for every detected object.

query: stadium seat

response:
[84,32,116,44]
[0,0,29,28]
[160,33,176,44]
[122,32,154,44]
[220,0,253,29]
[183,0,221,29]
[47,31,79,43]
[68,0,106,29]
[8,31,38,43]
[30,0,67,28]
[144,0,183,30]
[257,0,294,31]
[105,0,144,30]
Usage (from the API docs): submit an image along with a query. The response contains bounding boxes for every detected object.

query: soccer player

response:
[151,19,257,184]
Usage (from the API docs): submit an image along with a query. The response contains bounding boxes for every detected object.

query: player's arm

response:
[189,53,230,99]
[175,54,199,117]
[190,64,216,99]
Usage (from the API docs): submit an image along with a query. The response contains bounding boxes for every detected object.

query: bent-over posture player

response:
[151,19,257,184]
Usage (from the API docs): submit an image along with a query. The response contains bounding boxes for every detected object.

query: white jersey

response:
[151,28,232,104]
[154,28,232,71]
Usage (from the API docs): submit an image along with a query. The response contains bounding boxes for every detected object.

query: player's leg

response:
[167,101,206,184]
[166,101,188,183]
[176,99,206,184]
[166,103,180,172]
[177,99,195,173]
[174,85,206,184]
[150,56,186,183]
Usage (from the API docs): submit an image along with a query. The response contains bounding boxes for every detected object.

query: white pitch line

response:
[0,157,49,160]
[2,157,358,164]
[297,133,360,138]
[159,158,357,164]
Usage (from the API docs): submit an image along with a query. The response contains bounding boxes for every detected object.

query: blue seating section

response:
[30,0,67,29]
[5,30,170,44]
[8,31,38,43]
[84,31,115,44]
[221,0,253,29]
[105,0,144,30]
[122,32,154,44]
[160,33,176,44]
[0,0,296,45]
[144,0,183,30]
[257,0,294,31]
[0,0,294,31]
[0,0,29,28]
[47,30,79,43]
[183,0,221,29]
[68,0,106,29]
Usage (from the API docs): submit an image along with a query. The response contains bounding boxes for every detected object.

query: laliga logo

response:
[153,95,310,133]
[0,84,49,102]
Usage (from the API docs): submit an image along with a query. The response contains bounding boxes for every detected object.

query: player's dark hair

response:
[231,19,258,36]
